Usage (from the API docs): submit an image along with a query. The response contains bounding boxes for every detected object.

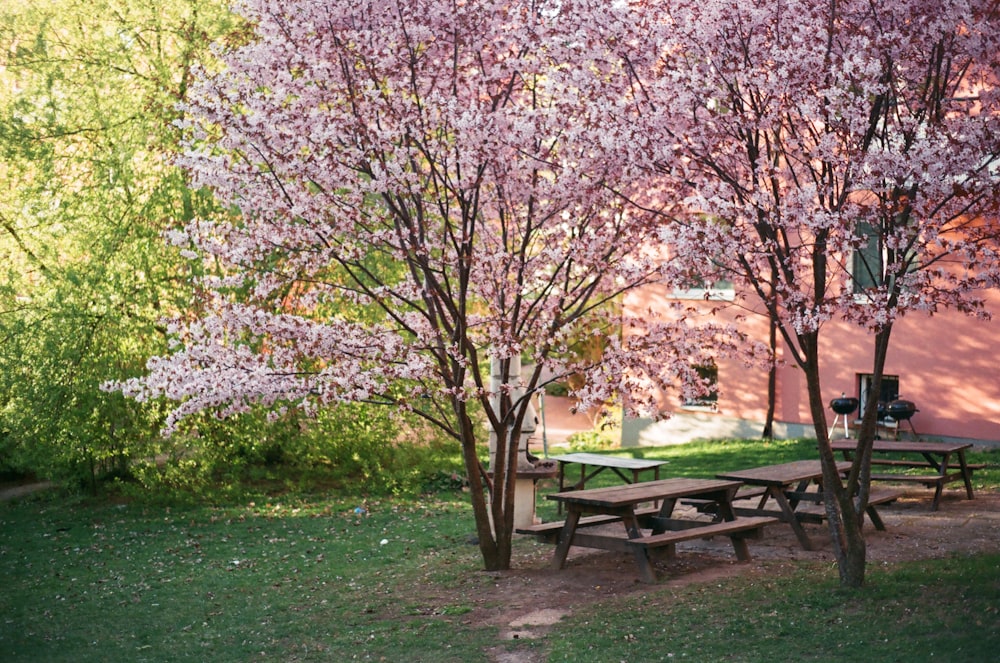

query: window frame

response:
[681,363,720,411]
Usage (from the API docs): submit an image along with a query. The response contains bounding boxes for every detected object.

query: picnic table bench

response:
[713,460,902,550]
[517,477,776,583]
[549,452,668,513]
[831,439,978,510]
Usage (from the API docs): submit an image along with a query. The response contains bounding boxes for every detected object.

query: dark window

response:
[683,363,719,409]
[852,222,883,293]
[852,221,918,294]
[858,373,899,420]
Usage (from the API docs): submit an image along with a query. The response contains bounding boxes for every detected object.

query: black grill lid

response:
[886,399,918,420]
[830,396,859,415]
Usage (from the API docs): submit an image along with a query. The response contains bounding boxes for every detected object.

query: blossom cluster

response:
[116,0,1000,440]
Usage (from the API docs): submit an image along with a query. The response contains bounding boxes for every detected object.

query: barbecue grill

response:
[885,398,920,439]
[828,394,859,438]
[886,399,918,421]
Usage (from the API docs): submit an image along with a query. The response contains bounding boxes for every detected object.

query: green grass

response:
[3,437,1000,661]
[1,494,496,662]
[544,554,1000,662]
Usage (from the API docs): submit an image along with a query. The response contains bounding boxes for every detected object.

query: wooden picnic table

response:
[517,477,775,583]
[830,439,978,510]
[549,452,667,513]
[714,460,901,551]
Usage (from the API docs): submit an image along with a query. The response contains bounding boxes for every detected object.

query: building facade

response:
[621,283,1000,448]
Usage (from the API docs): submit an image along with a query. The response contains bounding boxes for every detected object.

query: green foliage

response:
[112,402,466,501]
[544,381,570,397]
[566,430,617,451]
[0,0,236,488]
[0,1,473,502]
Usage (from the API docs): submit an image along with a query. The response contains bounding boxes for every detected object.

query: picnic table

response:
[549,452,668,514]
[516,477,775,583]
[713,460,902,550]
[831,439,979,510]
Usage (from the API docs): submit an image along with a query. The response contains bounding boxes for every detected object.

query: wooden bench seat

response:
[682,486,767,511]
[870,473,957,487]
[516,506,660,542]
[788,488,902,527]
[870,459,985,470]
[625,516,778,553]
[733,487,769,500]
[867,488,904,506]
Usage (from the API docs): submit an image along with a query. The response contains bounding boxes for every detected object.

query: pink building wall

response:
[623,285,1000,445]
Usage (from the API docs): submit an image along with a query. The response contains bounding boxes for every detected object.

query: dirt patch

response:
[472,489,1000,662]
[6,480,996,662]
[0,481,55,501]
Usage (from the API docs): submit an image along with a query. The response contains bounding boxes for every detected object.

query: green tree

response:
[0,0,235,489]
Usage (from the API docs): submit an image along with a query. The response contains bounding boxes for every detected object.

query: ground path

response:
[5,473,996,663]
[473,489,1000,662]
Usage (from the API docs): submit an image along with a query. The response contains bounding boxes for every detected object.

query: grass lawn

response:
[544,553,1000,662]
[1,493,498,661]
[3,438,999,662]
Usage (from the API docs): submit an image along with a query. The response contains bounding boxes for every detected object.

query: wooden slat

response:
[869,459,985,470]
[716,460,851,485]
[831,440,973,454]
[868,488,904,505]
[550,452,667,470]
[516,506,660,537]
[870,473,953,485]
[548,478,740,507]
[626,516,777,549]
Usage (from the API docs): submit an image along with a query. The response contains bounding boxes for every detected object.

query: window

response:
[852,223,883,293]
[851,222,918,295]
[858,373,899,421]
[672,277,735,301]
[682,363,719,410]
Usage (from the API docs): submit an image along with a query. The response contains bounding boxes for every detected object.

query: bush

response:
[544,382,570,397]
[113,402,467,500]
[566,430,617,451]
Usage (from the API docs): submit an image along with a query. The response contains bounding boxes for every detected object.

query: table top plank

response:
[831,440,972,454]
[549,452,667,470]
[716,460,851,486]
[547,477,740,507]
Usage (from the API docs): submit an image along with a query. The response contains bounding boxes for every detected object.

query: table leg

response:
[957,450,975,500]
[729,535,751,561]
[551,510,581,569]
[653,466,661,509]
[556,461,567,515]
[652,497,679,533]
[788,479,810,509]
[863,504,886,531]
[920,452,943,472]
[620,510,659,583]
[634,552,658,584]
[931,483,944,511]
[930,452,951,511]
[711,491,751,560]
[771,486,814,550]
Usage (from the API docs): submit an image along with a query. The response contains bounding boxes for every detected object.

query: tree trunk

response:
[456,403,505,570]
[804,322,897,588]
[801,332,869,587]
[762,312,778,440]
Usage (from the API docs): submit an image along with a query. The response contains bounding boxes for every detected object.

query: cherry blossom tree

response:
[113,0,739,570]
[620,0,1000,586]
